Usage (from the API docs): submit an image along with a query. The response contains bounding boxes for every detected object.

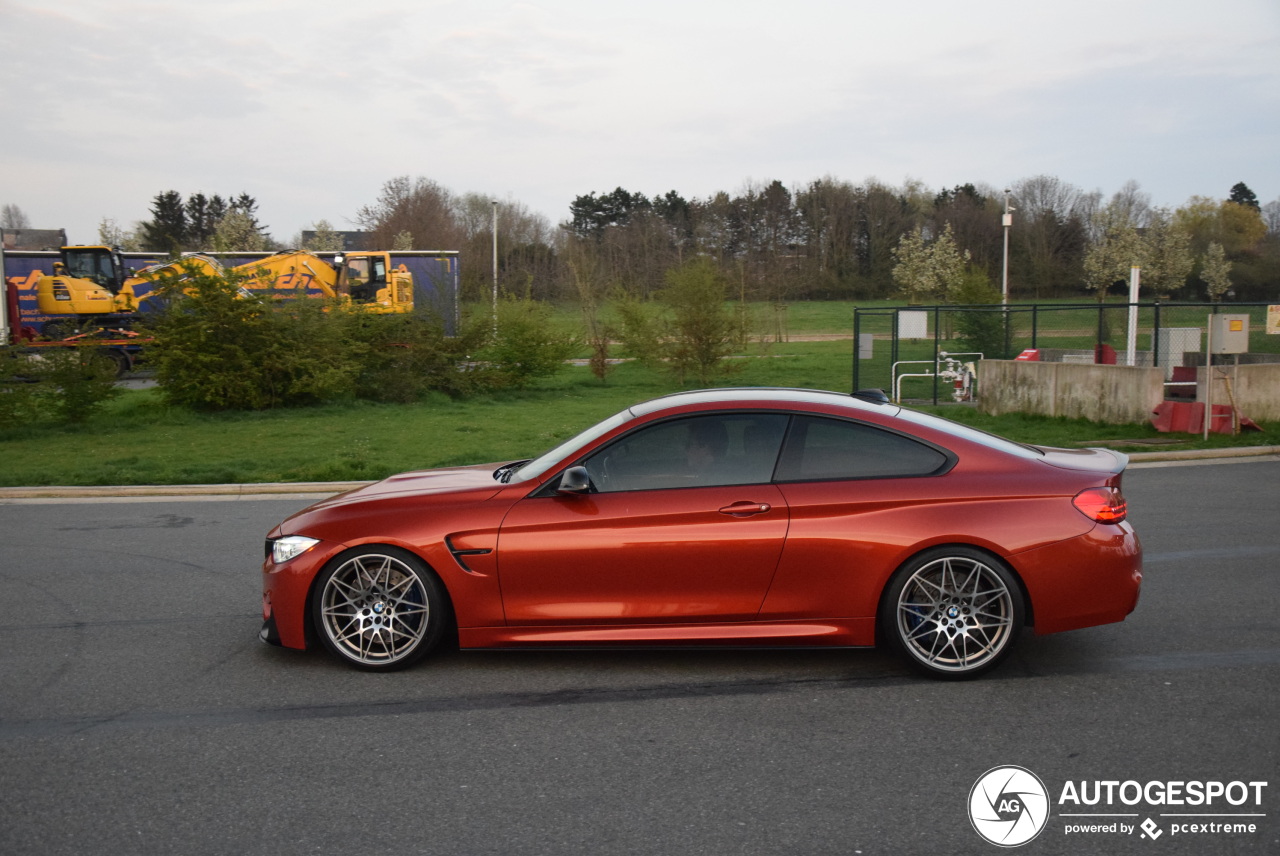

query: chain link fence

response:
[852,302,1279,405]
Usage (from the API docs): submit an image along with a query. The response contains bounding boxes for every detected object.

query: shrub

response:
[0,346,120,425]
[340,310,481,402]
[472,297,578,389]
[146,267,360,410]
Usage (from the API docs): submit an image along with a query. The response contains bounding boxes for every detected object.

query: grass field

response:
[2,337,1276,487]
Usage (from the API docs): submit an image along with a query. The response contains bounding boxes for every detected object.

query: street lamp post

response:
[491,200,499,333]
[1001,190,1014,306]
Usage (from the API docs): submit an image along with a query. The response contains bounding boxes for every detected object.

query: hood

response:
[303,462,507,510]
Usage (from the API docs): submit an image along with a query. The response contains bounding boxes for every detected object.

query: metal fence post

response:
[1152,300,1161,370]
[933,305,942,405]
[852,308,860,392]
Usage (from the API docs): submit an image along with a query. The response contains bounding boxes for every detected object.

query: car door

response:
[496,413,790,625]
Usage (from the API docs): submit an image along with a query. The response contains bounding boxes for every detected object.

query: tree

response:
[1200,242,1232,301]
[357,176,461,258]
[1007,175,1090,298]
[139,190,187,255]
[891,224,969,304]
[185,193,226,248]
[97,217,144,251]
[1083,199,1143,300]
[1175,197,1266,256]
[1,203,31,229]
[657,256,742,385]
[302,219,344,252]
[1137,208,1193,298]
[568,187,651,240]
[1262,198,1280,236]
[1228,182,1259,210]
[212,209,268,252]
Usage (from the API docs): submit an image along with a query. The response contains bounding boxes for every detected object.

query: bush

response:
[614,258,744,386]
[0,346,120,425]
[340,310,481,402]
[471,297,578,389]
[950,270,1009,359]
[146,267,360,410]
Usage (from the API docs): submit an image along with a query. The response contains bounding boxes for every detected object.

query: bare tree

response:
[357,177,461,250]
[2,203,31,229]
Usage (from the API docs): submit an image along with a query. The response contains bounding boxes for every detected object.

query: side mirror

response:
[556,466,592,495]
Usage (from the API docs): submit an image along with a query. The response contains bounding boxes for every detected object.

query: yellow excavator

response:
[34,246,414,321]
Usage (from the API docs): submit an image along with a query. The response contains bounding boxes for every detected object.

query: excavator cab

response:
[343,255,387,304]
[36,245,132,316]
[61,246,127,294]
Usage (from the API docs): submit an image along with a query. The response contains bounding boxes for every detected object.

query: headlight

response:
[271,535,320,564]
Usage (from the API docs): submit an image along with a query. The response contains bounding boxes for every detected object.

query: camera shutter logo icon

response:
[969,766,1050,847]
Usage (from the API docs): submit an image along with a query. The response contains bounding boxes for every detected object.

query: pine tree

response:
[1228,182,1259,210]
[140,191,187,255]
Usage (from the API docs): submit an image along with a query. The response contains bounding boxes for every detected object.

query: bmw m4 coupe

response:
[261,388,1141,679]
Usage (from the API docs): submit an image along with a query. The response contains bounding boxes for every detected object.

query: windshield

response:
[509,409,634,482]
[63,249,117,288]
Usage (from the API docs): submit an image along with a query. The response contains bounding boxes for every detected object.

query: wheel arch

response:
[874,542,1034,648]
[302,542,459,653]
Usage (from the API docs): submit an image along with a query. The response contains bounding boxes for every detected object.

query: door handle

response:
[719,501,772,517]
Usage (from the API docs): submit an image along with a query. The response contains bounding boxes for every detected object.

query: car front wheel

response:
[883,547,1024,679]
[312,547,446,671]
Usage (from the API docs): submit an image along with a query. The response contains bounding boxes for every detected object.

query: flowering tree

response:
[892,223,969,304]
[1138,208,1194,298]
[1200,242,1233,302]
[1083,204,1143,301]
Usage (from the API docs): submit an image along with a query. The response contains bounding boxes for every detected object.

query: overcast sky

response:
[3,0,1278,245]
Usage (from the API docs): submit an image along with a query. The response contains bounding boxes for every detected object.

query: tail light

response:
[1073,487,1127,523]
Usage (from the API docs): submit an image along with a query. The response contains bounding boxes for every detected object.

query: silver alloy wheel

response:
[319,552,431,666]
[894,554,1016,675]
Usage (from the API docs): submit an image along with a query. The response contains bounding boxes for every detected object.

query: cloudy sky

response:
[3,0,1278,245]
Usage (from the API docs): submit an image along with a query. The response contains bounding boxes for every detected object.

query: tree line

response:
[354,175,1280,305]
[21,173,1276,305]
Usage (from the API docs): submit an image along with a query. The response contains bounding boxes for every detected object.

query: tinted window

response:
[585,413,788,492]
[775,416,948,481]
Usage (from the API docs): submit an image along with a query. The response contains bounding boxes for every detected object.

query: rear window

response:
[775,415,950,481]
[892,408,1044,460]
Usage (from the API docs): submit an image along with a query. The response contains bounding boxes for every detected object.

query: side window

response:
[775,415,949,481]
[584,413,788,493]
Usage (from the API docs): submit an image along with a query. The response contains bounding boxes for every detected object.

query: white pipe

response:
[1127,266,1140,367]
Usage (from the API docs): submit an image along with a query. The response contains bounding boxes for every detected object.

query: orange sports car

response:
[261,388,1141,679]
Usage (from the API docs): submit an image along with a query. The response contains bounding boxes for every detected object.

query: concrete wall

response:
[978,360,1166,424]
[1201,363,1280,421]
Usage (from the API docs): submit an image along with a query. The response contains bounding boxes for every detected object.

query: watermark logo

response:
[1140,818,1163,840]
[969,766,1050,847]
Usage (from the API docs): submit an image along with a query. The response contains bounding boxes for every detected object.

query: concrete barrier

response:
[1206,363,1280,421]
[978,360,1165,424]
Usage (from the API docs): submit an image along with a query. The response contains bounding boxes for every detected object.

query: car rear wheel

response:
[312,547,445,671]
[883,547,1023,680]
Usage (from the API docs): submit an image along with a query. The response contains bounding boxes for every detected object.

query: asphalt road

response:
[0,460,1276,855]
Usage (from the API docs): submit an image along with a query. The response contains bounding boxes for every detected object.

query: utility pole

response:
[491,199,499,334]
[1001,190,1014,306]
[0,241,8,346]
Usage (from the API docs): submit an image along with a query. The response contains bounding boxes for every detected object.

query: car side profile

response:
[261,388,1141,679]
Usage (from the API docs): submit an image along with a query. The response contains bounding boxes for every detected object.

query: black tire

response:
[881,546,1024,680]
[311,546,447,671]
[103,349,131,377]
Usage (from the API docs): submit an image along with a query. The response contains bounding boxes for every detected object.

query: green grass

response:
[2,343,1276,487]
